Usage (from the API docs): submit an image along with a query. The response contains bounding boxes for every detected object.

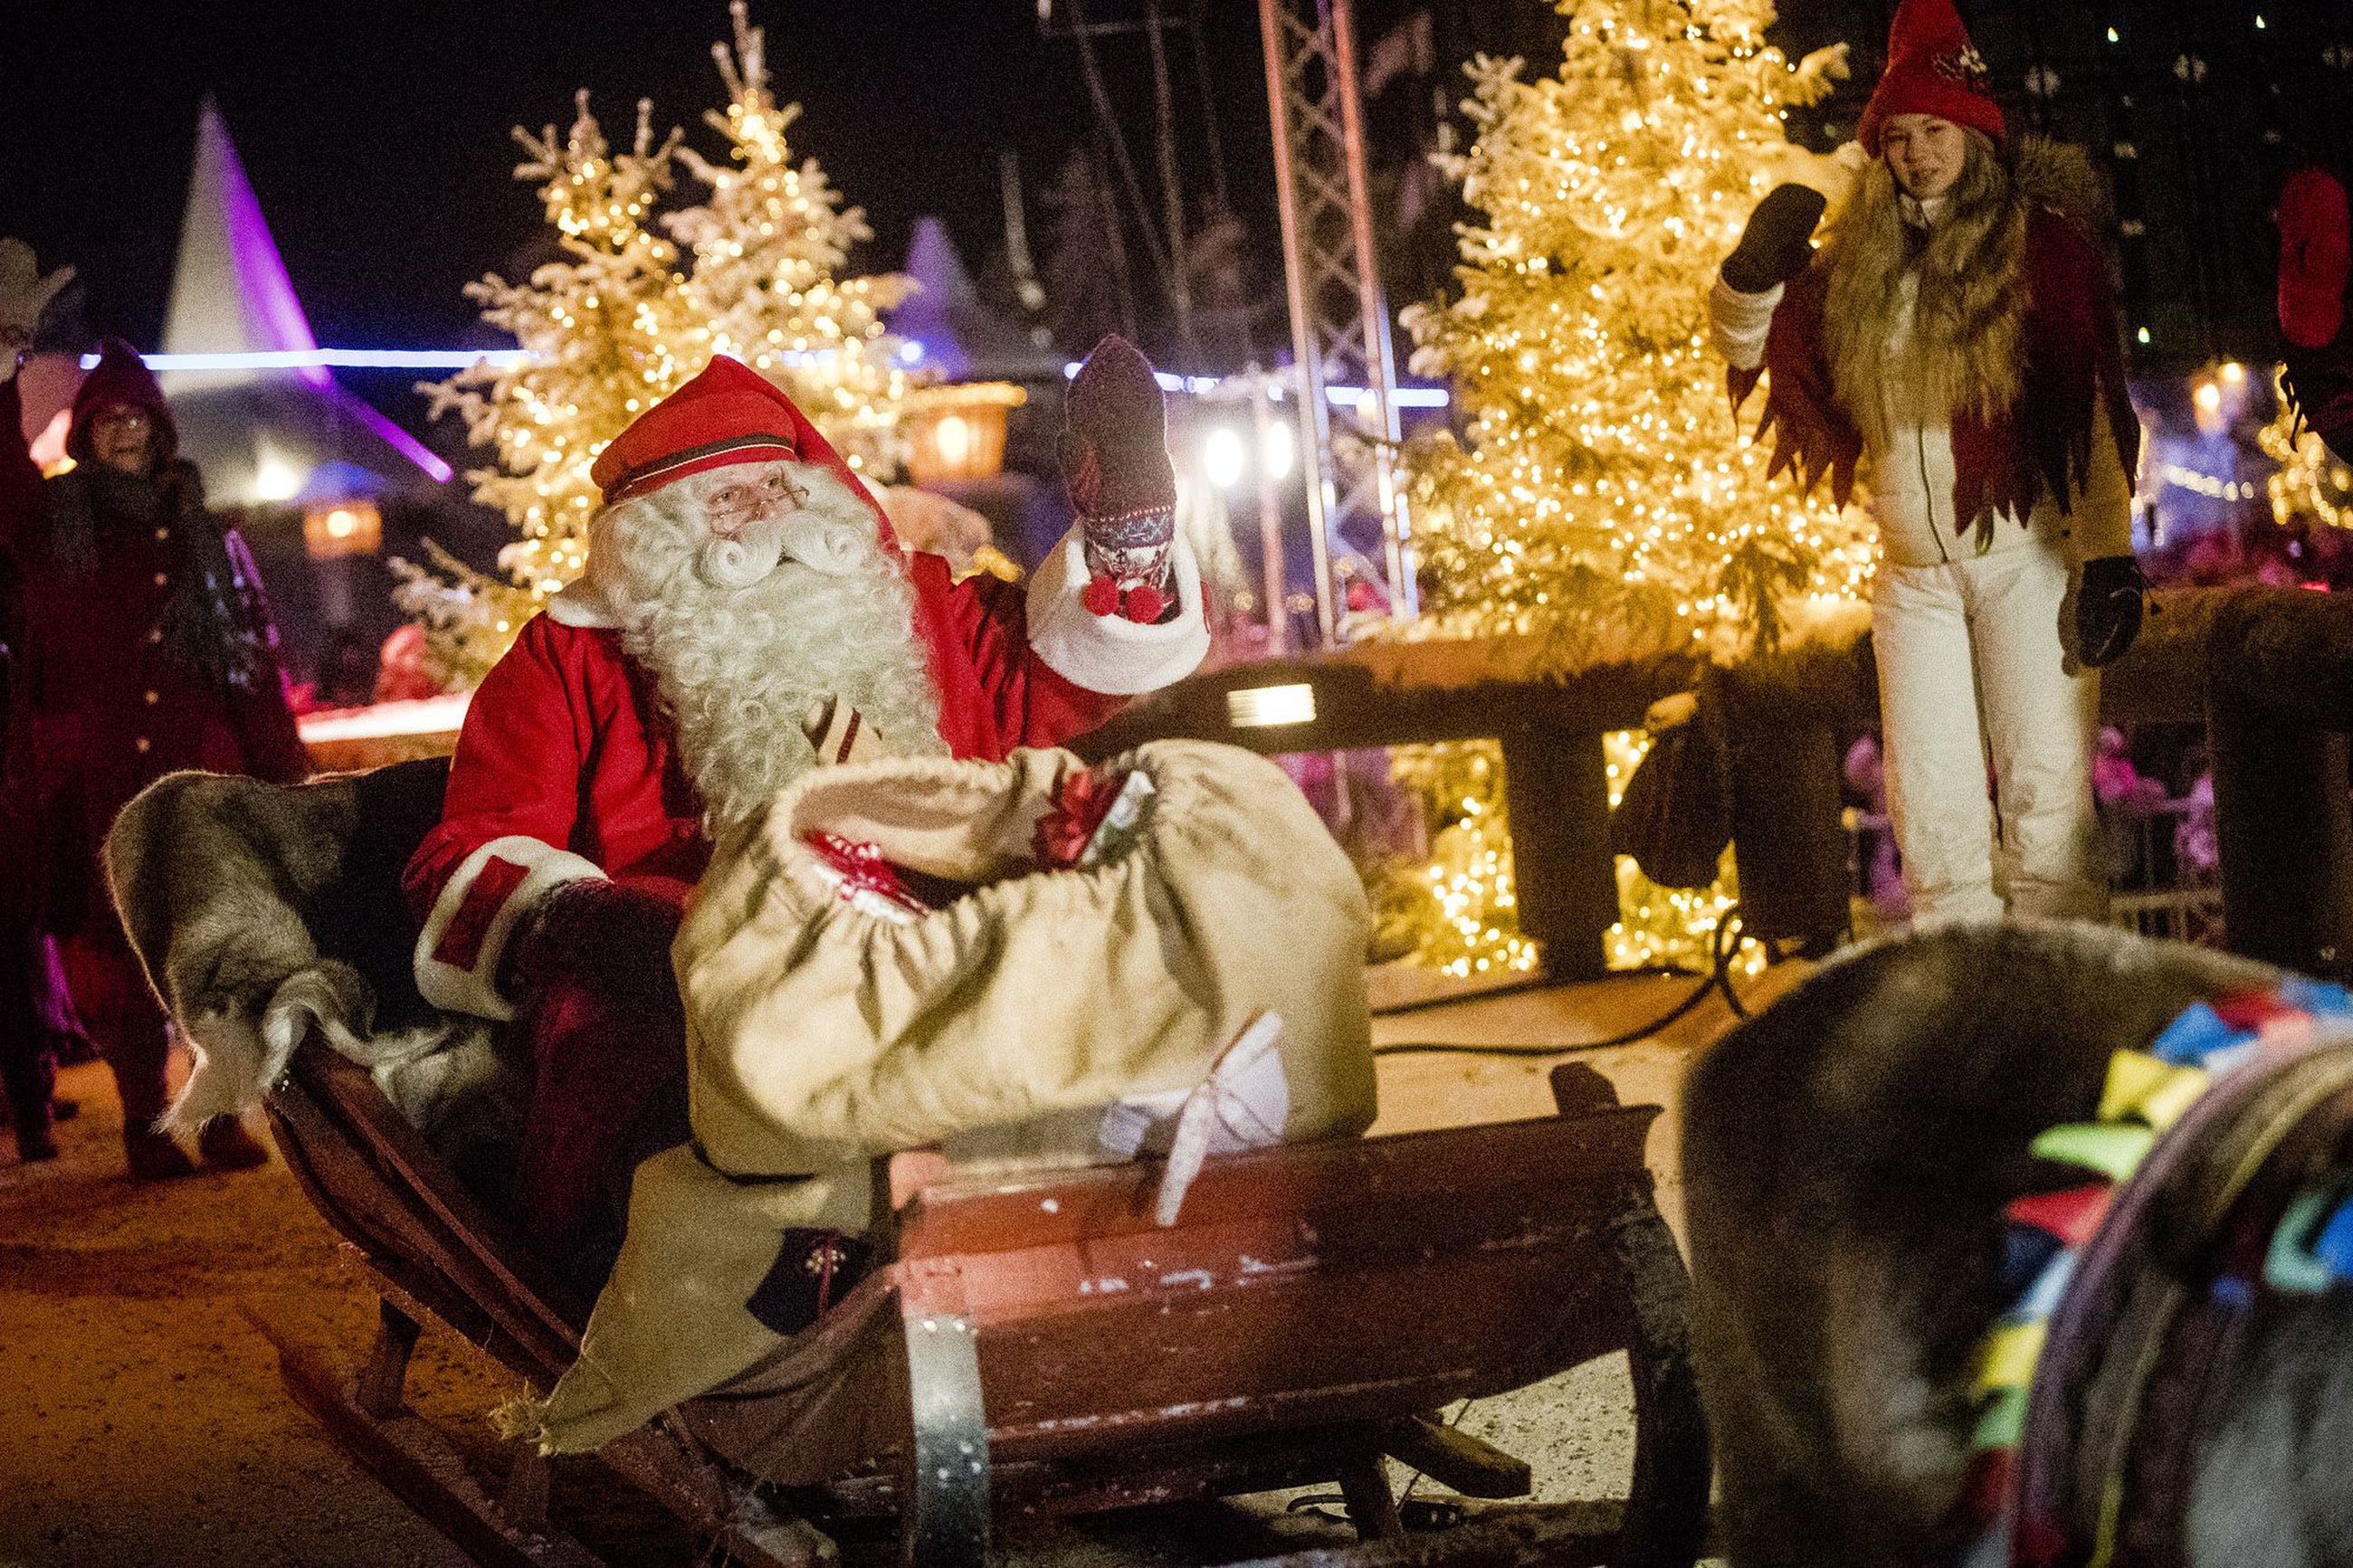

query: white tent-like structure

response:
[157,96,447,507]
[891,216,1064,385]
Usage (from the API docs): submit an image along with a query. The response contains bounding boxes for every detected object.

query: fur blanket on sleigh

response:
[103,760,525,1178]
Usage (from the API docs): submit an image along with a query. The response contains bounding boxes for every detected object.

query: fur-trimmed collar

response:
[1824,138,2107,451]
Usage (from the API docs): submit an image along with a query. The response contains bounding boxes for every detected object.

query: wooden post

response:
[1500,725,1618,982]
[2205,590,2353,978]
[1715,663,1855,956]
[2207,708,2353,974]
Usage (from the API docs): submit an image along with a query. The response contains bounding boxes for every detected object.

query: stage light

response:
[252,449,304,503]
[1263,418,1296,480]
[1202,424,1249,489]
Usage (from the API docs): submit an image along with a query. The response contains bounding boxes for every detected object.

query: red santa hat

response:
[66,338,178,466]
[1857,0,2006,157]
[589,354,895,546]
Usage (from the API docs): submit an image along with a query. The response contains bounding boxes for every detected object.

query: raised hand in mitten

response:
[1721,184,1829,295]
[0,238,75,364]
[2073,555,2147,669]
[1061,335,1179,624]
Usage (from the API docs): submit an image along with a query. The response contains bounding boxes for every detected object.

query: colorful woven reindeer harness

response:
[1955,979,2353,1568]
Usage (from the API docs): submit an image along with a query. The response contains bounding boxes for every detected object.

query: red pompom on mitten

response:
[1062,335,1178,619]
[1120,584,1167,623]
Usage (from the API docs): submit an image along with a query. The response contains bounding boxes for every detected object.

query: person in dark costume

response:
[12,341,310,1178]
[0,243,90,1164]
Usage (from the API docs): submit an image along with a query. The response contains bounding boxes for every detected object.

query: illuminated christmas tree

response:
[404,8,913,685]
[1387,0,1871,975]
[1400,0,1871,659]
[667,1,913,478]
[409,92,695,680]
[2262,372,2353,531]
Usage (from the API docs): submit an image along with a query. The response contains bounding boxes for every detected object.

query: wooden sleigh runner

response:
[112,760,1711,1568]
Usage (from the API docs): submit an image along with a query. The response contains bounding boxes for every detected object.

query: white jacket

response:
[1710,271,2132,570]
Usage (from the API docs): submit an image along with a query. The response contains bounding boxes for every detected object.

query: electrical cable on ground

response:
[1371,907,1765,1060]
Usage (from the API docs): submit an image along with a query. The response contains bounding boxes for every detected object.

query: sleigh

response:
[118,757,1710,1568]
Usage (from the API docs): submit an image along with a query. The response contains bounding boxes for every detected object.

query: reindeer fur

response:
[101,760,521,1165]
[1681,921,2353,1568]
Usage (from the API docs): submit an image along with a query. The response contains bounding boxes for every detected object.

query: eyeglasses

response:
[91,406,153,432]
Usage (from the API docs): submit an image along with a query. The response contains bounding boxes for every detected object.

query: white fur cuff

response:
[1710,276,1785,372]
[414,835,608,1021]
[1024,525,1211,697]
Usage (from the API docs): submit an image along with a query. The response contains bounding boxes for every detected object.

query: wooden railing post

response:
[1500,724,1618,982]
[1714,655,1864,957]
[2204,590,2353,977]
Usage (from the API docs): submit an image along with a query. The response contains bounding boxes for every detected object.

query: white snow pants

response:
[1871,540,2105,926]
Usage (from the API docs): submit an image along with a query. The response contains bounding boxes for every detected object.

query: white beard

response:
[586,462,947,832]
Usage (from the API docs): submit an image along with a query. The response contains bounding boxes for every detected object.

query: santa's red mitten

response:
[1061,335,1179,624]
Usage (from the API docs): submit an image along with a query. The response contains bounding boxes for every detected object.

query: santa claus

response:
[403,339,1208,1264]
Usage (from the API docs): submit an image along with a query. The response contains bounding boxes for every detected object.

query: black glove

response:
[503,877,687,1022]
[1720,183,1828,295]
[2073,556,2146,669]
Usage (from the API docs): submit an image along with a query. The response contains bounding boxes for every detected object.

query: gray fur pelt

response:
[102,762,522,1158]
[1681,920,2353,1568]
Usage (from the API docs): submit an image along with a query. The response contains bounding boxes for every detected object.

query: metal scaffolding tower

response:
[1257,0,1417,642]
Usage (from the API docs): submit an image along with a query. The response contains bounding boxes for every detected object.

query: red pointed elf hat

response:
[589,355,893,545]
[1858,0,2005,157]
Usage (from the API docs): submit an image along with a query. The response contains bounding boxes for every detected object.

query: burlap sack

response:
[535,739,1374,1453]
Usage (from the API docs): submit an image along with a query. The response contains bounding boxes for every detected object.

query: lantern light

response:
[302,497,383,560]
[935,413,973,468]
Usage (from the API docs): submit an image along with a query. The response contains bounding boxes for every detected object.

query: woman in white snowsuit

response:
[1710,0,2145,927]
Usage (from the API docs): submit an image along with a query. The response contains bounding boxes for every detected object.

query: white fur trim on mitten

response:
[414,835,607,1021]
[1024,523,1210,696]
[1710,276,1785,372]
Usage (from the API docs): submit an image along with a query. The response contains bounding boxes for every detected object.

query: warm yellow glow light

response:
[1226,684,1318,727]
[935,413,972,466]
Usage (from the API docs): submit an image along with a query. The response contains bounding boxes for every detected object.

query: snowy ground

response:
[0,967,1794,1567]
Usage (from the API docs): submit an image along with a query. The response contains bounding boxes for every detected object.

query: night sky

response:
[1,0,1278,351]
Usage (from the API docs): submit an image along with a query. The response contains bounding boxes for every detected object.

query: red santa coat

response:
[404,522,1209,1019]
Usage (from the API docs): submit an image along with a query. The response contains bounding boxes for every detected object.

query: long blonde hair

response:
[1823,133,2029,451]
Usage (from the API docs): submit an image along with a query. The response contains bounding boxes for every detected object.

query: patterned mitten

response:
[1061,336,1178,623]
